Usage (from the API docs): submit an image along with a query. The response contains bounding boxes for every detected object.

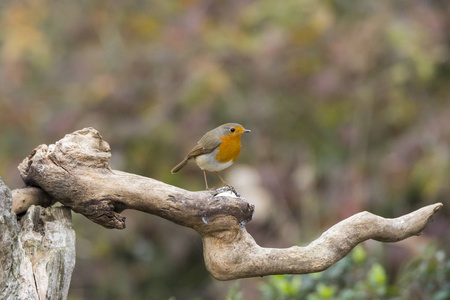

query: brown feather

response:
[171,158,189,173]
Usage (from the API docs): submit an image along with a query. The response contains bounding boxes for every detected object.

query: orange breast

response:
[215,134,242,163]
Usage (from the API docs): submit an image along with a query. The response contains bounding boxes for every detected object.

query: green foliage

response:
[398,246,450,300]
[260,275,302,299]
[367,263,387,296]
[226,281,243,300]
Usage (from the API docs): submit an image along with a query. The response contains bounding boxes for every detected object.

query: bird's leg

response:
[215,172,229,186]
[215,172,239,195]
[203,170,209,189]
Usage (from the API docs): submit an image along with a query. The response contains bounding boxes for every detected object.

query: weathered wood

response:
[13,127,443,280]
[0,178,23,299]
[12,187,56,215]
[0,179,75,299]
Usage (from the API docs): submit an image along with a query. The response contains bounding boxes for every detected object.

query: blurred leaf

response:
[352,245,367,264]
[368,263,387,287]
[316,283,336,298]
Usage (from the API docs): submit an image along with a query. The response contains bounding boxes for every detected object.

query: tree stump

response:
[0,179,75,300]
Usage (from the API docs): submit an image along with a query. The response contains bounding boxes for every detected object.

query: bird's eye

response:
[230,128,235,133]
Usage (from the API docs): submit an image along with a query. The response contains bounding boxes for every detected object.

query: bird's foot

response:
[214,185,241,198]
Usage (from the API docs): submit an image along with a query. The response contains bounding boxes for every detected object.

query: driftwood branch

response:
[13,127,443,280]
[12,187,56,215]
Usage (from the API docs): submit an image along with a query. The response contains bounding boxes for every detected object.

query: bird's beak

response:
[244,129,251,133]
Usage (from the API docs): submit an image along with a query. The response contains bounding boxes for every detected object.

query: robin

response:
[171,123,251,189]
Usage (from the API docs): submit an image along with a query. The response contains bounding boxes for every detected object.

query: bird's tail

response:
[171,158,189,174]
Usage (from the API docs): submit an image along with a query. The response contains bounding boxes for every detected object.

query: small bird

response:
[171,123,251,189]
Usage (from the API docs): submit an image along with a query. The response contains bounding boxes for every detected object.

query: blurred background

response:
[1,0,449,299]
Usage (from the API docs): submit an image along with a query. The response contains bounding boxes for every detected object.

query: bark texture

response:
[13,127,443,280]
[0,179,75,299]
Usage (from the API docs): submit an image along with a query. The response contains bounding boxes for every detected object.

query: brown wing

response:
[171,130,222,173]
[187,141,220,159]
[187,128,222,158]
[185,144,211,158]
